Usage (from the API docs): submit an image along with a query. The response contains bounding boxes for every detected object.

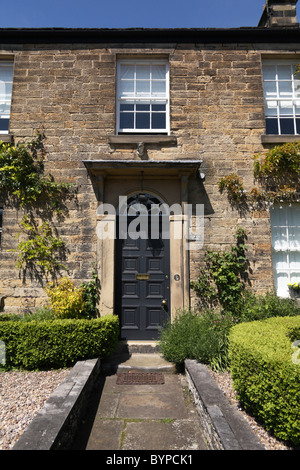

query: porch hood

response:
[82,159,203,178]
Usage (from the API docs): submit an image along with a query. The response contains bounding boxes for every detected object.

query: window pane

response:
[275,272,289,298]
[120,80,134,96]
[290,273,300,283]
[136,104,150,111]
[263,65,276,80]
[120,64,134,79]
[266,118,278,134]
[120,112,134,129]
[294,79,300,97]
[272,227,288,250]
[120,104,134,111]
[136,65,150,80]
[136,112,150,129]
[0,103,10,115]
[152,104,166,112]
[152,113,166,129]
[278,81,293,97]
[277,65,292,80]
[264,81,277,98]
[279,101,293,115]
[152,81,166,96]
[289,251,300,267]
[152,65,166,80]
[273,251,288,270]
[270,205,285,226]
[280,118,294,134]
[287,205,300,225]
[136,81,150,96]
[265,101,278,116]
[289,228,300,250]
[0,82,12,99]
[0,118,9,131]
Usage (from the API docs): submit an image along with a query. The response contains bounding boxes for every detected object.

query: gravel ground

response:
[0,369,70,450]
[207,368,294,451]
[0,367,295,451]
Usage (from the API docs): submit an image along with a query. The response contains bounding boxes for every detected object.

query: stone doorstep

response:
[117,340,161,354]
[12,355,265,451]
[101,341,177,375]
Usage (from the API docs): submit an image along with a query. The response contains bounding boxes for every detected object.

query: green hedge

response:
[229,315,300,446]
[0,315,119,370]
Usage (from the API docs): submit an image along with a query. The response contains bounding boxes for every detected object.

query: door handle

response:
[161,299,168,311]
[162,299,167,306]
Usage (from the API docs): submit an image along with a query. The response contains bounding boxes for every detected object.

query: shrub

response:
[159,310,236,370]
[229,316,300,446]
[0,314,21,322]
[0,314,119,370]
[288,326,300,343]
[239,291,300,322]
[20,307,56,322]
[45,277,87,319]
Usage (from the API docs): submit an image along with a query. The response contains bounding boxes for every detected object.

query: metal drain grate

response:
[116,372,165,385]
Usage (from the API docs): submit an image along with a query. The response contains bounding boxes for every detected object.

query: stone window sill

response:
[261,134,300,144]
[0,134,13,143]
[108,134,177,145]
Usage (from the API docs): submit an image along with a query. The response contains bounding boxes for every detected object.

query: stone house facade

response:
[0,0,300,339]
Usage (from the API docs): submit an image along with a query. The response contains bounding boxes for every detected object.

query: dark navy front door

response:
[115,195,170,340]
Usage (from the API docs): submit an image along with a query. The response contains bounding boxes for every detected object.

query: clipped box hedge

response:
[0,314,119,370]
[229,315,300,446]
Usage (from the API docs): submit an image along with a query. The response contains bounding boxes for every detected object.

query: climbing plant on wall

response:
[0,131,75,280]
[218,141,300,212]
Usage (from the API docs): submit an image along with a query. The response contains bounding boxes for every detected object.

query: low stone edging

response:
[184,359,265,450]
[12,356,265,451]
[12,357,101,450]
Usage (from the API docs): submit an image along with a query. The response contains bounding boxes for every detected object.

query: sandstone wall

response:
[0,42,296,312]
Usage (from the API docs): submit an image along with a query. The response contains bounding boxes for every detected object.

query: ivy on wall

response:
[218,141,300,212]
[0,131,75,280]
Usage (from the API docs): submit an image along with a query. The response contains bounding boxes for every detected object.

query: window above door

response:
[116,59,170,135]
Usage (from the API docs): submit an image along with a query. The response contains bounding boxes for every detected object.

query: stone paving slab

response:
[76,372,208,451]
[123,420,206,451]
[86,420,124,451]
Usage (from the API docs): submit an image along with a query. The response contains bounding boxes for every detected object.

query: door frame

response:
[83,159,202,332]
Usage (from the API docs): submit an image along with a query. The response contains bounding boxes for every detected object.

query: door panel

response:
[115,204,170,340]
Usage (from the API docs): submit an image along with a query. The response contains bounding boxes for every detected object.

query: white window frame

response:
[262,59,300,135]
[116,59,170,134]
[0,61,13,134]
[270,204,300,297]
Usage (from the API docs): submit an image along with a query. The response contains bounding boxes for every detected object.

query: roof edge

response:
[0,26,299,44]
